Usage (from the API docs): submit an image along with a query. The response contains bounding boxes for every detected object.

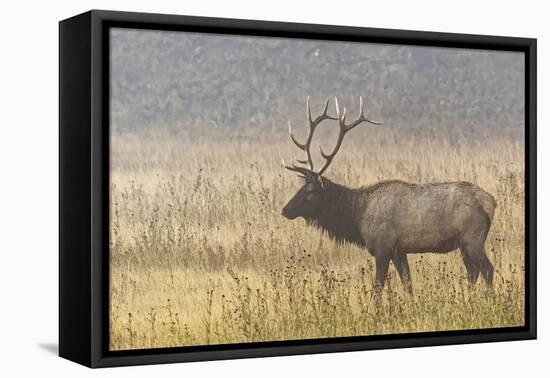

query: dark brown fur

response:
[282,176,497,293]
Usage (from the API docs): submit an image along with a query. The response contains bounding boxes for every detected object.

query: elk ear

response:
[317,175,325,189]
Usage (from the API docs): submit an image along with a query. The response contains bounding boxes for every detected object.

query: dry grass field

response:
[109,126,525,351]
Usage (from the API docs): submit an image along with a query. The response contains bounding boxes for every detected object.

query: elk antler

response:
[287,97,338,170]
[283,96,380,178]
[316,96,381,176]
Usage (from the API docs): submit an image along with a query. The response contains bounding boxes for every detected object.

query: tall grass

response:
[109,128,524,351]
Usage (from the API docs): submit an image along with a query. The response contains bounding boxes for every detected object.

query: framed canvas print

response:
[59,10,536,368]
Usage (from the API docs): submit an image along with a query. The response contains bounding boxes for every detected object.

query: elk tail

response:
[475,189,497,223]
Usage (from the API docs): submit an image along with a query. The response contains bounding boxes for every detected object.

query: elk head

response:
[281,97,380,220]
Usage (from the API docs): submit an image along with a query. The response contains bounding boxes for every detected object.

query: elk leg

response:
[479,251,494,287]
[462,222,493,288]
[374,253,391,290]
[460,249,480,285]
[462,246,493,288]
[391,252,413,294]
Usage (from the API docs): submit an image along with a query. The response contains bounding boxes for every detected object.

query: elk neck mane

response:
[303,177,366,246]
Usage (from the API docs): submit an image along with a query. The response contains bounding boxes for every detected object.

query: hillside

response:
[110,28,525,141]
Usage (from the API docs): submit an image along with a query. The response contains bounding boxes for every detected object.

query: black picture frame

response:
[59,9,537,368]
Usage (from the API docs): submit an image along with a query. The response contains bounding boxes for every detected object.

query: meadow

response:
[109,125,525,351]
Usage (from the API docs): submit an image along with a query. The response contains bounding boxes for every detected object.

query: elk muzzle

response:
[281,204,298,220]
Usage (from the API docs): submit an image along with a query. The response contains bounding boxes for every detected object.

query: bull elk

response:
[282,97,496,294]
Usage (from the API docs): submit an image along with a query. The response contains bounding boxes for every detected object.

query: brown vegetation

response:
[109,128,524,350]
